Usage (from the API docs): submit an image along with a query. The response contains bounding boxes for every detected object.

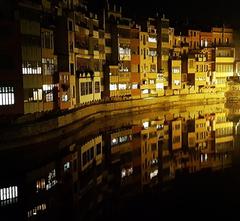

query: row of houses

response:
[0,0,240,115]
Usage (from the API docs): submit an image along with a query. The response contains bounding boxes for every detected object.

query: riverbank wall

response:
[0,93,225,150]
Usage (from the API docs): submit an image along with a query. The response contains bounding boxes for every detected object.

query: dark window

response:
[70,63,74,75]
[96,143,101,155]
[90,147,94,160]
[68,20,73,31]
[88,82,92,94]
[81,82,86,95]
[95,81,100,93]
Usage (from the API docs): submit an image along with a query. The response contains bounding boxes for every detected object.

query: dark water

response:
[0,103,240,221]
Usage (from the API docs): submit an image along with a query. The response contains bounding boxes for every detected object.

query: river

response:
[0,102,239,220]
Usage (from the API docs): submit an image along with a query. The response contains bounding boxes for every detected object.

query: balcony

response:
[216,57,234,63]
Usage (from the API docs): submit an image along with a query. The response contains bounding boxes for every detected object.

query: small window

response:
[68,20,73,31]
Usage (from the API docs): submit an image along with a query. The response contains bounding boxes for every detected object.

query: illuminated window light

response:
[148,37,157,43]
[174,80,180,86]
[64,162,70,172]
[143,122,149,129]
[119,84,127,90]
[142,89,149,94]
[156,83,164,89]
[0,186,18,203]
[150,169,158,179]
[0,87,15,106]
[110,84,117,91]
[132,84,138,89]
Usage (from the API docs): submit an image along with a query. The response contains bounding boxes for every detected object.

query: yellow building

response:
[74,11,102,104]
[213,112,234,153]
[170,60,182,92]
[140,118,163,185]
[214,47,234,91]
[139,18,163,98]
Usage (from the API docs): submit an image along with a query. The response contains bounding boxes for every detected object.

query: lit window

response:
[149,79,155,84]
[46,169,57,190]
[142,89,149,94]
[36,179,46,192]
[156,83,164,89]
[148,37,157,43]
[61,94,68,102]
[64,162,70,172]
[42,58,54,75]
[132,83,138,89]
[150,169,158,179]
[22,61,41,75]
[0,86,14,105]
[149,50,157,56]
[119,84,127,90]
[172,67,180,74]
[205,40,208,47]
[27,203,47,218]
[43,84,56,102]
[156,124,163,129]
[119,136,128,143]
[110,84,117,91]
[119,47,131,56]
[111,138,118,146]
[174,80,180,86]
[121,167,133,178]
[33,89,43,101]
[143,121,149,129]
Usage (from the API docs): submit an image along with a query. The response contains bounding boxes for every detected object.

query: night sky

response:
[88,0,240,28]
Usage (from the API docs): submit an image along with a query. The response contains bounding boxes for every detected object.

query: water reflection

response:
[0,103,237,220]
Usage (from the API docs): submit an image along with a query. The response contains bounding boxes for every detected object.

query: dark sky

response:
[88,0,240,28]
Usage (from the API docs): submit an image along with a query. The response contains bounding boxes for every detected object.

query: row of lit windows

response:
[0,186,18,201]
[22,62,41,75]
[119,47,131,56]
[121,167,133,178]
[110,83,136,91]
[36,169,57,193]
[42,58,54,75]
[27,203,47,218]
[216,64,233,72]
[216,127,233,137]
[0,87,15,106]
[111,135,132,146]
[196,65,208,72]
[24,85,57,103]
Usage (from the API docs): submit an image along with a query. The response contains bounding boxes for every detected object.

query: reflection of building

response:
[80,136,103,172]
[0,104,236,220]
[213,113,234,153]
